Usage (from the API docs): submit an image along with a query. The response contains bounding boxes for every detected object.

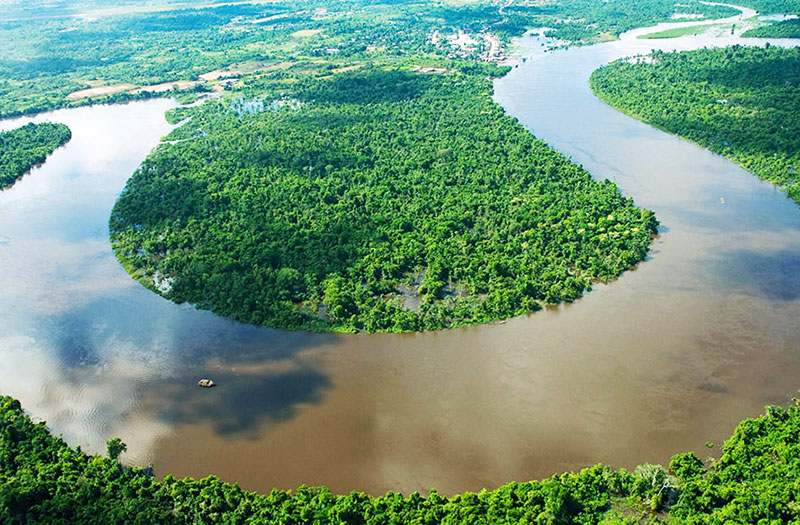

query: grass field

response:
[638,22,728,38]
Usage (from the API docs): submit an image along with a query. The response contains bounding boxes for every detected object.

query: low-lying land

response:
[3,393,800,523]
[0,0,739,118]
[590,45,800,204]
[638,23,730,39]
[0,122,71,188]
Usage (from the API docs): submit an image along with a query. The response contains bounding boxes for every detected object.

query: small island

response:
[0,122,72,189]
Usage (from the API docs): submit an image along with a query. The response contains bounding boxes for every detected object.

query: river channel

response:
[2,10,800,496]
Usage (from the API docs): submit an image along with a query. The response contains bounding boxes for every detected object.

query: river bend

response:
[1,11,799,495]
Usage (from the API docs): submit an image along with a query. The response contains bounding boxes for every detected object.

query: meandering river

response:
[2,11,800,496]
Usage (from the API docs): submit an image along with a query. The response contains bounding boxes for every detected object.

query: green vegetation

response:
[0,122,71,188]
[4,393,800,523]
[738,0,800,14]
[110,66,657,332]
[638,23,727,39]
[591,45,800,204]
[0,0,740,117]
[743,18,800,38]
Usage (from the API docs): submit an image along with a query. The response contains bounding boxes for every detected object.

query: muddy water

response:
[2,22,800,496]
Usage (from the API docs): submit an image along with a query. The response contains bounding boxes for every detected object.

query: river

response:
[1,11,800,496]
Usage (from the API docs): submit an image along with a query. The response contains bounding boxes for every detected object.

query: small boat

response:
[720,197,726,204]
[198,378,216,388]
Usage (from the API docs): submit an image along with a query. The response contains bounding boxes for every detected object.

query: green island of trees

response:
[3,393,800,523]
[110,65,658,332]
[590,45,800,204]
[0,122,71,188]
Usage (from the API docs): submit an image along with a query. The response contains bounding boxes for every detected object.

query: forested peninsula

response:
[590,45,800,204]
[110,65,658,332]
[3,393,800,523]
[0,122,71,188]
[6,0,779,331]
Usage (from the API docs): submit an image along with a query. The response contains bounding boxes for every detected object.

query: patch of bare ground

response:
[291,28,322,38]
[65,84,135,100]
[200,69,243,81]
[129,80,200,94]
[412,66,448,74]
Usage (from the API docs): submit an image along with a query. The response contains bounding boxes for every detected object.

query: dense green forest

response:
[590,45,800,204]
[110,66,658,332]
[743,18,800,38]
[0,122,71,188]
[738,0,800,14]
[4,393,800,523]
[0,0,739,117]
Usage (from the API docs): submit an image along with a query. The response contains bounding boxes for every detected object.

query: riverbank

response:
[5,392,800,522]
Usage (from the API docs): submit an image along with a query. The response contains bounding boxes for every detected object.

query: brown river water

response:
[1,9,800,496]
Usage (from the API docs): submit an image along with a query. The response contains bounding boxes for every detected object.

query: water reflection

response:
[0,100,335,467]
[154,364,331,437]
[714,248,800,301]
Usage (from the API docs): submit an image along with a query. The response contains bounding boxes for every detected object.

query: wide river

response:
[2,11,800,495]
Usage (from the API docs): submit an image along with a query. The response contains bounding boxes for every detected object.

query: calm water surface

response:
[2,16,800,495]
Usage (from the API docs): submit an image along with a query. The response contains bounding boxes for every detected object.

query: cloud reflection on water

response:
[0,100,336,467]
